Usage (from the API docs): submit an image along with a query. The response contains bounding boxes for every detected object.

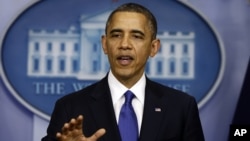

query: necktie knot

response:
[124,90,135,105]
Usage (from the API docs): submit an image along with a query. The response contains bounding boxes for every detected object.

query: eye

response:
[110,33,122,38]
[133,34,144,40]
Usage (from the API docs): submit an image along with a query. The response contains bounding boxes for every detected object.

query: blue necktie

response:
[118,90,138,141]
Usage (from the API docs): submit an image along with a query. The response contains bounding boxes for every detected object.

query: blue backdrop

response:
[0,0,249,141]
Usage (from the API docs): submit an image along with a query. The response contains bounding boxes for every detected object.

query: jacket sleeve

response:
[41,99,70,141]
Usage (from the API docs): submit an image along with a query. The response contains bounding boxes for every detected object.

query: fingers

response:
[56,115,84,141]
[56,132,69,141]
[56,115,105,141]
[75,115,83,130]
[61,115,83,134]
[56,132,64,140]
[89,128,106,140]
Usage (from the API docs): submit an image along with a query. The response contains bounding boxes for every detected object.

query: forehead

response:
[107,12,149,32]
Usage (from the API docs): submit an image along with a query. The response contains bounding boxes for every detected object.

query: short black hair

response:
[105,3,158,39]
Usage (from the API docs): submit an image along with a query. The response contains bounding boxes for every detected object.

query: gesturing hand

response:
[56,115,106,141]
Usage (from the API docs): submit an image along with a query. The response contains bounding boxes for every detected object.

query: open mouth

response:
[117,55,134,65]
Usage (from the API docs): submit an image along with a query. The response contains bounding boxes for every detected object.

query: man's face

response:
[102,12,160,87]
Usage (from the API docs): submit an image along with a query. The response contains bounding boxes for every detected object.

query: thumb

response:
[89,128,106,140]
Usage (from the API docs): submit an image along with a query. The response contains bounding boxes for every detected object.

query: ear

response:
[101,35,108,54]
[149,39,160,57]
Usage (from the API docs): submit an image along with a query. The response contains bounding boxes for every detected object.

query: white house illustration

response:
[27,11,195,80]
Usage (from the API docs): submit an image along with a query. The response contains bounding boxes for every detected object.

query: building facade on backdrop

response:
[27,11,195,80]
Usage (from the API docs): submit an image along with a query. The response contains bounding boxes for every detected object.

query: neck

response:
[112,72,144,89]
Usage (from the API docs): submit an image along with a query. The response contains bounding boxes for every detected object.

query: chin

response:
[114,69,133,78]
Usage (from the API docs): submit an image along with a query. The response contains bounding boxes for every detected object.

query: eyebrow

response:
[109,29,122,34]
[109,29,145,37]
[131,29,145,37]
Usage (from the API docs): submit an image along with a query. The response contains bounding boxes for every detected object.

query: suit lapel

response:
[87,77,166,141]
[139,79,165,141]
[89,77,121,141]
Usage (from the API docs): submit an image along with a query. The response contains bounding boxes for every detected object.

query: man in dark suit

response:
[42,3,204,141]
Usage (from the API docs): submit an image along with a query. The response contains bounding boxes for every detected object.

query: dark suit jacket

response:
[42,76,204,141]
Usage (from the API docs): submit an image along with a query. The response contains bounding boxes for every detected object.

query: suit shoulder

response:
[147,78,195,100]
[57,77,108,103]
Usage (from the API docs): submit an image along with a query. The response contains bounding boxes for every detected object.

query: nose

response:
[120,35,131,49]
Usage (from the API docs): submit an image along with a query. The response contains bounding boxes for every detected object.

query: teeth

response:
[119,56,131,60]
[121,56,130,60]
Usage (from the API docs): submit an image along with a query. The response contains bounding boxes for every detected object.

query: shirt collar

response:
[108,70,146,105]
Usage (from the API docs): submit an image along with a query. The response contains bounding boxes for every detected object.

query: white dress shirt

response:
[108,70,145,134]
